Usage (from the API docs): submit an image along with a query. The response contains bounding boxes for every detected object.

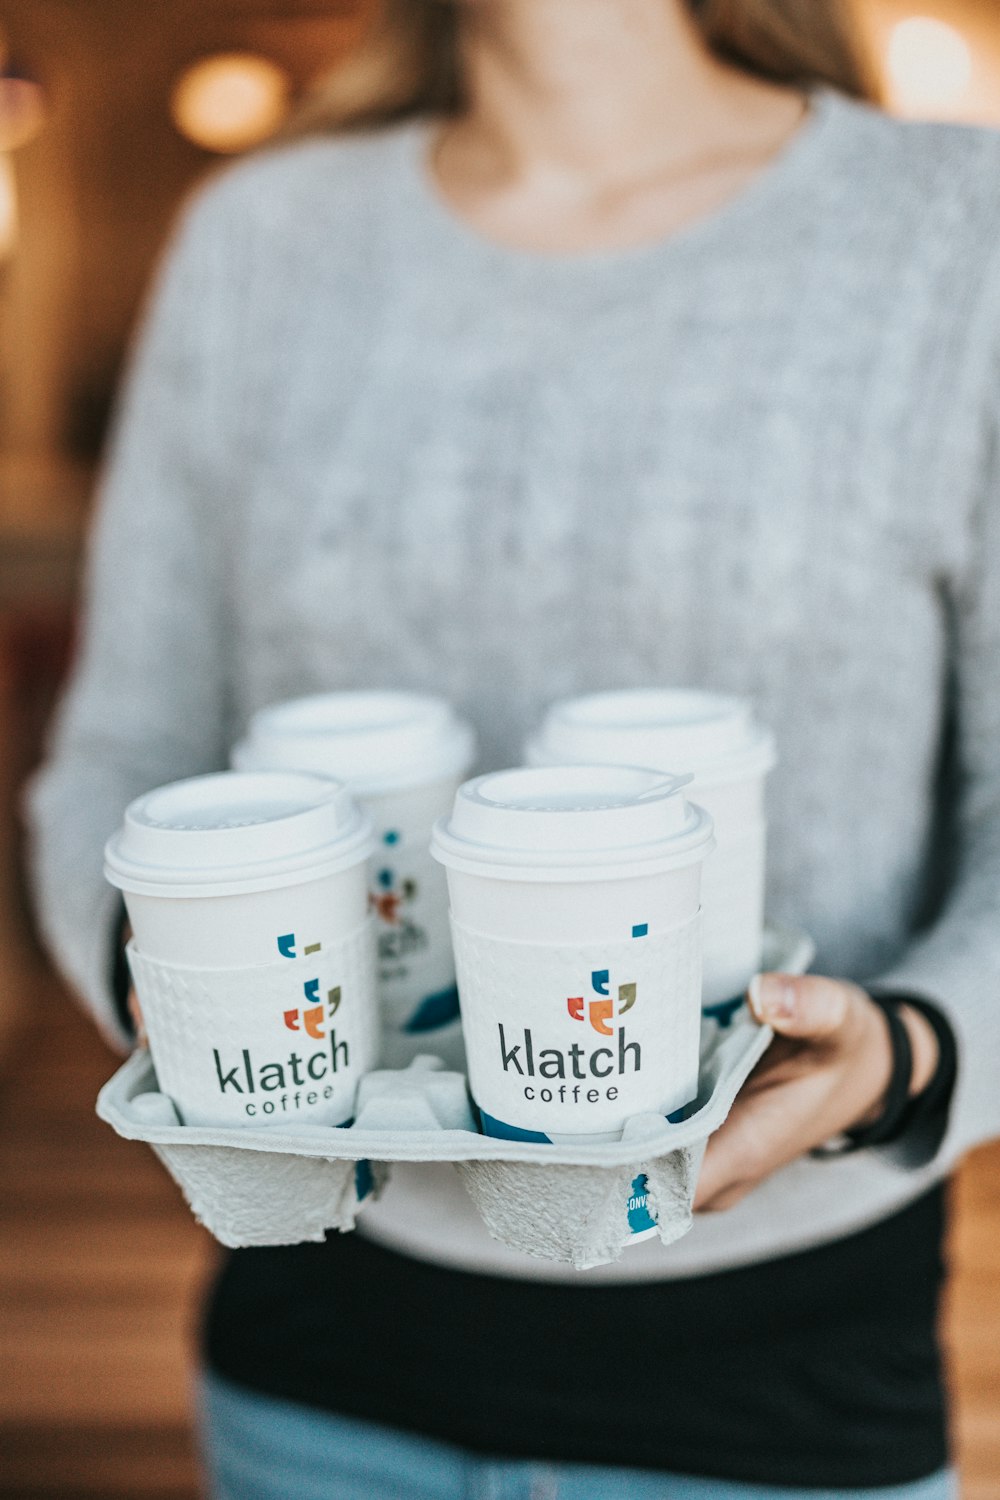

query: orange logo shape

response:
[371,866,418,926]
[283,983,342,1038]
[283,1004,326,1039]
[567,970,637,1034]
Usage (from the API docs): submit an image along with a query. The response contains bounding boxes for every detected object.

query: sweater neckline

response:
[394,87,845,279]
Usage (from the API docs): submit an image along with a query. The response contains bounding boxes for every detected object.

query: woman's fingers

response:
[694,976,894,1212]
[749,972,857,1039]
[693,1064,802,1210]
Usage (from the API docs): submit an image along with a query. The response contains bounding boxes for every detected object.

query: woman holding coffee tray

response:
[27,0,998,1493]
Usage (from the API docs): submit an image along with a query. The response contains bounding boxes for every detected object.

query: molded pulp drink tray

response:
[97,926,813,1270]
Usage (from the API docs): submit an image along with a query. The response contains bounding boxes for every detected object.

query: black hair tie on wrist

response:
[896,996,957,1130]
[814,992,913,1156]
[845,994,914,1147]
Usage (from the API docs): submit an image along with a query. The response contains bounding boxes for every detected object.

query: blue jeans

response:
[199,1372,958,1500]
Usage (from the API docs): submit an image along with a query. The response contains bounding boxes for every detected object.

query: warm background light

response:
[0,152,17,258]
[0,72,47,152]
[886,14,974,114]
[170,52,291,154]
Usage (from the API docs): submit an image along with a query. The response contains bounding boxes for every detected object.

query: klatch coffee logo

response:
[372,828,429,974]
[497,962,641,1092]
[209,928,353,1119]
[459,911,700,1143]
[492,924,650,1121]
[371,826,462,1037]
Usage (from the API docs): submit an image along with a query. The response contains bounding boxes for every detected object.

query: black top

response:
[203,1183,949,1488]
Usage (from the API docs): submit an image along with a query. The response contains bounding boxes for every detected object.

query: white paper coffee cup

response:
[105,771,378,1127]
[231,692,476,1068]
[526,690,776,1010]
[432,765,713,1141]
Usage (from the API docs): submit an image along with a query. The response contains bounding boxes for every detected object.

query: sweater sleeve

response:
[867,382,1000,1170]
[24,184,239,1051]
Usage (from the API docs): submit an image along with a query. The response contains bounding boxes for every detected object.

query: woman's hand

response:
[694,974,941,1212]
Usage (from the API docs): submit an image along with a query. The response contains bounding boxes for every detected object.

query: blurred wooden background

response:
[0,2,998,1496]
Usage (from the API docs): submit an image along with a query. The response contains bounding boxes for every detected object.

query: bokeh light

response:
[886,15,974,117]
[170,53,291,154]
[0,72,47,152]
[0,152,17,258]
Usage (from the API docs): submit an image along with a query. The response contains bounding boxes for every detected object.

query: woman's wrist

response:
[898,1002,941,1097]
[842,993,945,1148]
[848,992,911,1133]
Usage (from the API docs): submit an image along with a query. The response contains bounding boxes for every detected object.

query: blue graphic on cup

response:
[277,932,322,960]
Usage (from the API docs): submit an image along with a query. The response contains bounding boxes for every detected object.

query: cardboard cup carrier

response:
[98,924,813,1266]
[104,771,378,1129]
[96,715,813,1269]
[232,692,475,1069]
[431,765,714,1143]
[527,690,776,1019]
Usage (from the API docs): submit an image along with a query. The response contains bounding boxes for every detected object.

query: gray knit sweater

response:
[26,89,1000,1279]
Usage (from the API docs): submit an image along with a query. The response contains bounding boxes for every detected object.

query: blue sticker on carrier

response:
[354,1160,375,1202]
[627,1173,657,1234]
[702,994,745,1029]
[478,1108,552,1143]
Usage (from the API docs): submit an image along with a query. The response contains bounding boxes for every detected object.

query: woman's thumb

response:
[748,973,851,1039]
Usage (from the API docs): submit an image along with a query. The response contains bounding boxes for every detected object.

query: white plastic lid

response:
[231,691,477,795]
[104,771,374,898]
[527,689,776,787]
[431,765,714,883]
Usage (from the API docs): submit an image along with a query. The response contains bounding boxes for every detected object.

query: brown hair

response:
[291,0,877,136]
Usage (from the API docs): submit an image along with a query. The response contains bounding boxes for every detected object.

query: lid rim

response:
[233,692,477,794]
[106,769,373,898]
[527,688,776,785]
[431,802,715,883]
[105,819,375,899]
[432,764,714,881]
[526,733,776,785]
[232,730,475,796]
